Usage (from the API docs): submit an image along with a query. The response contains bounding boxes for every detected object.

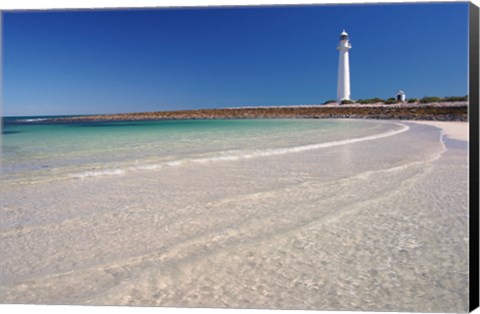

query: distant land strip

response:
[49,102,468,122]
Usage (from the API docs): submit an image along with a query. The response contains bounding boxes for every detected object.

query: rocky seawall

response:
[49,102,468,122]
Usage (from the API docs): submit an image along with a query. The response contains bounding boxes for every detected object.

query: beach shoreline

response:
[40,102,468,123]
[0,118,469,311]
[407,120,469,142]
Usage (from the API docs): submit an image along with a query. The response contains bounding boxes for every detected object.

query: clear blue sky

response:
[2,2,469,116]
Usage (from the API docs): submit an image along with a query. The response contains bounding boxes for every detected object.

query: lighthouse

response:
[337,30,352,102]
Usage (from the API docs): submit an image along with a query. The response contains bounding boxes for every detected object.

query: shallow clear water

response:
[2,118,390,183]
[0,118,469,312]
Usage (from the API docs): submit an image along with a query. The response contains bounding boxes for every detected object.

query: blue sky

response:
[2,2,469,116]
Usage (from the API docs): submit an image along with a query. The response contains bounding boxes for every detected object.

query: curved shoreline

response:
[408,120,469,141]
[68,122,410,179]
[0,117,469,311]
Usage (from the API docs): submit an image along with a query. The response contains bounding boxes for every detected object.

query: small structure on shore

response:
[337,30,352,102]
[396,90,406,102]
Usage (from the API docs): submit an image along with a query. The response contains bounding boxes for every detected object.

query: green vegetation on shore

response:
[323,100,336,104]
[323,95,468,105]
[420,95,468,103]
[384,98,399,104]
[357,98,385,104]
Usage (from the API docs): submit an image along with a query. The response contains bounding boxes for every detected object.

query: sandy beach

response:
[0,119,469,312]
[410,120,469,141]
[1,0,472,311]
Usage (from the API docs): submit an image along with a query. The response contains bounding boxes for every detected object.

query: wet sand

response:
[410,120,469,141]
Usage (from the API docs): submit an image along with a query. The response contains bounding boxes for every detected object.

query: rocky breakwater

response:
[49,102,468,122]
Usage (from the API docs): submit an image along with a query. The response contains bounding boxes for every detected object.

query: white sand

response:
[409,120,469,142]
[0,120,469,311]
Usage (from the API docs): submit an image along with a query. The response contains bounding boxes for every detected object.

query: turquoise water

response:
[0,117,469,311]
[2,118,389,183]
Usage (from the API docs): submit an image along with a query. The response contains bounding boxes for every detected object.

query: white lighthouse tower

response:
[337,30,352,102]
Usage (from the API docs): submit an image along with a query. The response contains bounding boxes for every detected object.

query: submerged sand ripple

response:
[0,121,469,312]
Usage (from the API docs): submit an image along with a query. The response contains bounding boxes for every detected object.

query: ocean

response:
[2,117,405,184]
[0,117,469,311]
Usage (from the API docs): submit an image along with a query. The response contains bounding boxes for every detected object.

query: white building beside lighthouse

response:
[337,30,352,102]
